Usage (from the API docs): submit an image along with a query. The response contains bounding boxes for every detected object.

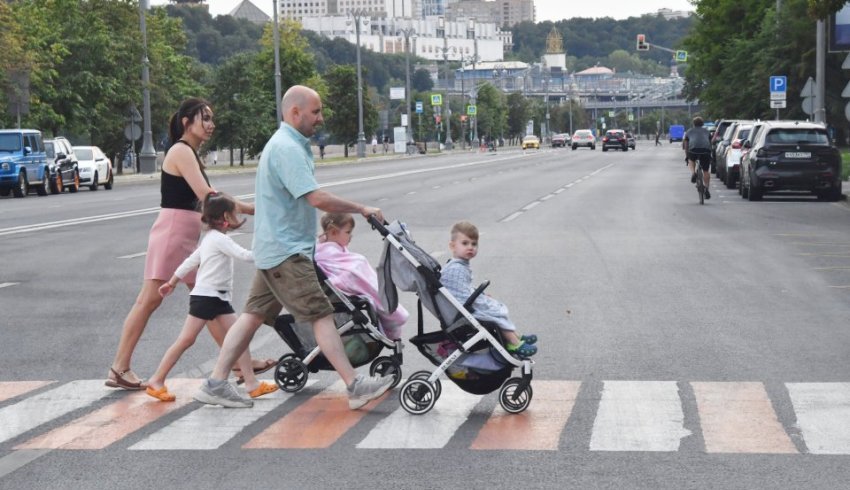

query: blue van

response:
[669,125,685,143]
[0,129,50,197]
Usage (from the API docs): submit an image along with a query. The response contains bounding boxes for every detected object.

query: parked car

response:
[73,146,113,191]
[713,121,744,178]
[45,137,80,194]
[602,130,628,151]
[740,121,841,201]
[551,133,569,148]
[0,129,50,198]
[571,130,596,150]
[711,119,737,173]
[626,132,636,150]
[736,122,765,193]
[521,135,541,150]
[716,123,753,189]
[669,124,685,143]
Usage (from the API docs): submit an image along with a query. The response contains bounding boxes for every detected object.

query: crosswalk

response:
[2,379,850,454]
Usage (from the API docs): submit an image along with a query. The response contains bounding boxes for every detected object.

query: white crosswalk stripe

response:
[787,382,850,455]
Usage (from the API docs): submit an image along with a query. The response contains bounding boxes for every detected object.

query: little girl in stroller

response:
[371,217,533,415]
[271,214,406,393]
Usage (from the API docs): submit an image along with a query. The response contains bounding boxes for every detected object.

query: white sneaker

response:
[347,374,393,409]
[194,379,254,408]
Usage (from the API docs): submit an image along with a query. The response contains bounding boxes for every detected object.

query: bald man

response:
[195,85,393,409]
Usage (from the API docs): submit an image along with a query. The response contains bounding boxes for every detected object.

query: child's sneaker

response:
[507,341,537,358]
[194,379,253,408]
[520,334,538,345]
[347,374,394,409]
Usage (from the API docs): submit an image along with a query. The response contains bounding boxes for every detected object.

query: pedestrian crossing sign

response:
[467,105,477,116]
[675,50,688,62]
[431,94,442,106]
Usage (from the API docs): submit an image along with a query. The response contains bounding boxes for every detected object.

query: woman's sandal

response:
[234,359,277,385]
[145,385,176,402]
[105,368,146,390]
[249,382,279,399]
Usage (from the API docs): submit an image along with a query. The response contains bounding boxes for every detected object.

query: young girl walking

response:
[146,192,278,402]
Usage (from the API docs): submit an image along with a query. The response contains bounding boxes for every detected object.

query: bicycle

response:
[695,162,705,205]
[687,149,711,205]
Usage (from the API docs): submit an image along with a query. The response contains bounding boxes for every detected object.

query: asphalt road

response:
[1,143,850,489]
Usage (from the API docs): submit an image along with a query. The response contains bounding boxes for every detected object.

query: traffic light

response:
[636,34,649,51]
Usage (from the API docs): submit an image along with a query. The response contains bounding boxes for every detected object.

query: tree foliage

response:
[323,65,378,154]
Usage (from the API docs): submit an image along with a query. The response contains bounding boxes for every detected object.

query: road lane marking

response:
[589,380,691,452]
[356,383,481,449]
[471,380,579,450]
[0,282,19,289]
[132,380,315,450]
[16,379,200,450]
[0,381,54,403]
[787,383,850,455]
[0,380,111,444]
[117,252,146,259]
[692,382,796,454]
[244,381,386,449]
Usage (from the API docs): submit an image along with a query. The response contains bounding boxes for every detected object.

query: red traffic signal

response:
[636,34,649,51]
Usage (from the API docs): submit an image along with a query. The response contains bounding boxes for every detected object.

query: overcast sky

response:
[151,1,695,22]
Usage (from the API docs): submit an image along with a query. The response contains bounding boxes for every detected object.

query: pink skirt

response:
[144,208,202,283]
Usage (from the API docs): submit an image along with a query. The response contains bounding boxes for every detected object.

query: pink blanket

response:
[315,241,408,340]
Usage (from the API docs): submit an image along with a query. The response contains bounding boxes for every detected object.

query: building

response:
[656,8,691,19]
[445,0,534,27]
[228,0,270,24]
[300,15,510,62]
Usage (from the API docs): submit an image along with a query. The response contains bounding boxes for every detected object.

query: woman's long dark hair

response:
[168,97,211,147]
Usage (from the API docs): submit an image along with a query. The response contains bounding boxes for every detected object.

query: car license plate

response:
[785,152,811,159]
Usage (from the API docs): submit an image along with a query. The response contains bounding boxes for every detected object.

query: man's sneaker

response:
[348,374,394,410]
[194,379,254,408]
[704,189,711,199]
[691,173,697,183]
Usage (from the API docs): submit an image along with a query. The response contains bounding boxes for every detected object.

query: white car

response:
[73,146,113,191]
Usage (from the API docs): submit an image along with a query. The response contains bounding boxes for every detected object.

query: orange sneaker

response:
[146,385,176,402]
[249,382,279,399]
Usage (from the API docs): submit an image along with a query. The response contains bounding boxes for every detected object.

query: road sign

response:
[802,97,815,115]
[124,123,141,141]
[770,100,787,109]
[390,87,405,100]
[675,50,688,62]
[467,105,477,116]
[430,94,442,106]
[415,101,423,113]
[770,76,787,93]
[608,111,615,118]
[846,102,850,122]
[770,92,787,101]
[843,81,850,98]
[628,113,634,121]
[800,77,815,97]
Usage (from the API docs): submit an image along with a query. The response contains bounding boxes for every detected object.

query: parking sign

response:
[770,76,787,93]
[415,101,423,114]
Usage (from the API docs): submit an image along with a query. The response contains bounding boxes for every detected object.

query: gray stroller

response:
[370,217,533,415]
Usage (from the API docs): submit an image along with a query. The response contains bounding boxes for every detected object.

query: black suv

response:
[45,137,80,193]
[602,130,628,151]
[740,121,841,201]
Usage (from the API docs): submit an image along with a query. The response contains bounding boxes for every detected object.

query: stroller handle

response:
[367,214,391,237]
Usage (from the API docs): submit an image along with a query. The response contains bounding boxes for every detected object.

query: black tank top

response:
[160,140,210,211]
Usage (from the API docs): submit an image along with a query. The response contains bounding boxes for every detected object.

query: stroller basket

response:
[410,326,512,395]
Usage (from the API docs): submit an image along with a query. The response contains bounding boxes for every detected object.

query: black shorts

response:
[687,149,711,171]
[189,295,235,321]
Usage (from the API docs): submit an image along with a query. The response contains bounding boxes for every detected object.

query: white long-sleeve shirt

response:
[174,230,253,302]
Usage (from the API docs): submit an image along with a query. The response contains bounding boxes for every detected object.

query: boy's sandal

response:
[507,342,537,358]
[249,382,279,399]
[520,334,538,345]
[105,368,146,391]
[145,385,176,402]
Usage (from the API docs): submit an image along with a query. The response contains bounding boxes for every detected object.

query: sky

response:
[150,1,695,22]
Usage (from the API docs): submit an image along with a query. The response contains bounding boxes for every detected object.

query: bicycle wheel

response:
[696,172,705,205]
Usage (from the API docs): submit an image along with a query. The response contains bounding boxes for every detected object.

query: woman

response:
[106,98,267,390]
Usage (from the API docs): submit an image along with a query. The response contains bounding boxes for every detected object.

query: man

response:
[194,85,393,409]
[683,116,713,200]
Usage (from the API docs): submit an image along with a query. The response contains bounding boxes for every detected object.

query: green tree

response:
[324,65,378,156]
[474,83,507,142]
[506,92,532,142]
[412,68,434,92]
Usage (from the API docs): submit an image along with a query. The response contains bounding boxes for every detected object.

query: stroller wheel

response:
[408,370,442,401]
[369,356,402,390]
[498,377,533,414]
[399,379,436,415]
[274,353,309,393]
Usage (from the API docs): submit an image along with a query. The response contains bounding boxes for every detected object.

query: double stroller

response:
[271,265,404,392]
[371,217,534,415]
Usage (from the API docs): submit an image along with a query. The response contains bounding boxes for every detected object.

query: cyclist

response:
[683,116,712,200]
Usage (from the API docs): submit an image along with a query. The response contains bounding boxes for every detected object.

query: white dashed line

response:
[0,282,20,289]
[118,252,147,259]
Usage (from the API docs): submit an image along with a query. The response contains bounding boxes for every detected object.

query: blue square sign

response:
[770,76,787,93]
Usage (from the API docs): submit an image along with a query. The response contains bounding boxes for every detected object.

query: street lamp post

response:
[399,27,416,153]
[138,0,156,174]
[350,9,368,158]
[439,17,453,150]
[543,64,550,143]
[468,18,479,146]
[460,60,466,149]
[273,0,282,125]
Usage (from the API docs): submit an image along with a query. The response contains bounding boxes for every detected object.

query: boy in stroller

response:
[440,221,538,357]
